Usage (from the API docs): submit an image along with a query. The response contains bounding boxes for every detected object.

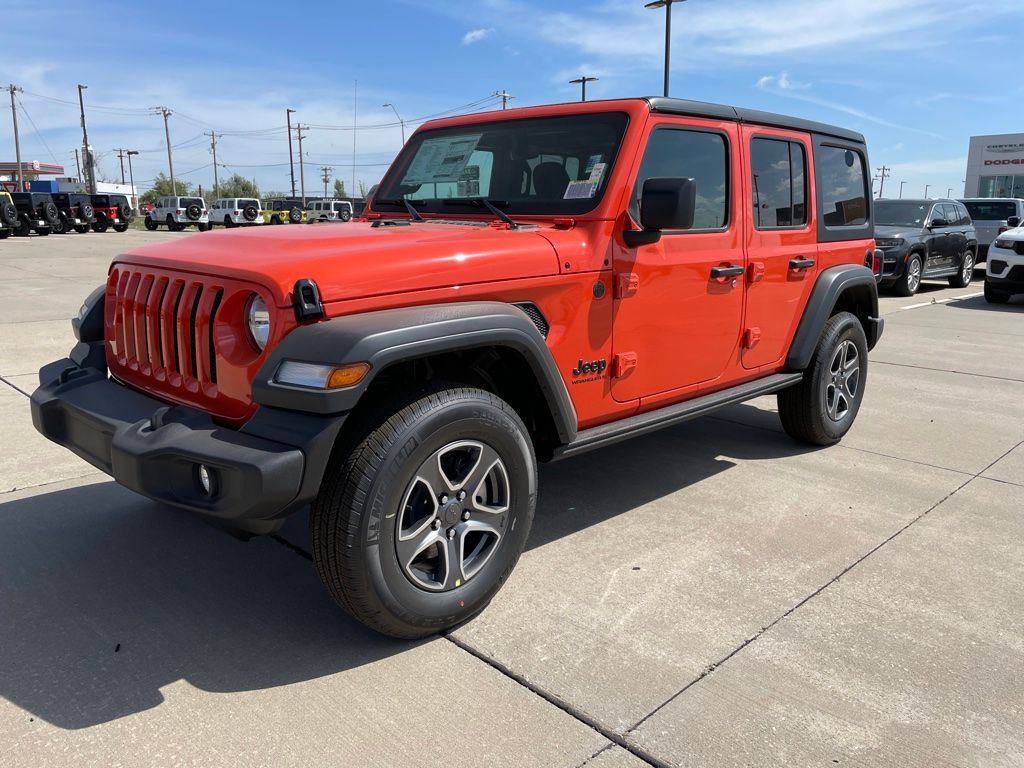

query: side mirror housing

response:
[928,217,948,229]
[1007,215,1021,228]
[624,177,697,248]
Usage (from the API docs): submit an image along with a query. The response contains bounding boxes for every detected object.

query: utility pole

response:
[77,84,95,194]
[116,148,126,184]
[286,108,297,199]
[924,184,930,198]
[495,90,514,110]
[569,76,599,102]
[875,165,890,198]
[296,123,307,206]
[352,80,357,204]
[207,131,219,196]
[321,166,332,199]
[899,180,906,199]
[645,0,686,97]
[74,148,82,181]
[7,85,23,192]
[158,107,176,196]
[126,150,138,210]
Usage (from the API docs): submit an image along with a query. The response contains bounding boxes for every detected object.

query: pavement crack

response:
[873,359,1024,384]
[445,633,664,768]
[0,376,29,397]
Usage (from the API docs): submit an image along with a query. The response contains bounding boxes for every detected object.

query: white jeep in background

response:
[306,198,353,222]
[985,218,1024,304]
[145,196,210,231]
[209,198,263,227]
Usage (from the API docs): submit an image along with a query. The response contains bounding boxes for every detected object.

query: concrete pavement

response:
[1,229,1022,767]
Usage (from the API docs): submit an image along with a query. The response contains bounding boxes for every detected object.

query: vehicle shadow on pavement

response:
[0,409,814,730]
[945,294,1024,311]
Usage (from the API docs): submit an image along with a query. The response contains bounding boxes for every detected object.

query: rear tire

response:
[311,385,536,638]
[895,253,922,297]
[144,217,157,231]
[778,311,868,446]
[112,224,129,233]
[984,280,1011,304]
[948,249,975,288]
[92,222,109,233]
[51,217,67,235]
[74,224,90,234]
[34,228,50,236]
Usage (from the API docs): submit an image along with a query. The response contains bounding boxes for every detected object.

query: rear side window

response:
[818,145,868,227]
[962,201,1016,221]
[631,127,729,231]
[750,137,807,228]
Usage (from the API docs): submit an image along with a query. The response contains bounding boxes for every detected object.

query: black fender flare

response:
[253,302,578,443]
[786,265,882,370]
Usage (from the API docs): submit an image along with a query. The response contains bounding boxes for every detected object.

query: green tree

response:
[211,174,260,201]
[333,179,346,198]
[358,179,369,199]
[140,173,193,204]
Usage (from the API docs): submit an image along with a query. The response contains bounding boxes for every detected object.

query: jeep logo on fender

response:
[572,358,607,382]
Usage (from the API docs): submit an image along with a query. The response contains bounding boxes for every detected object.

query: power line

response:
[15,96,58,164]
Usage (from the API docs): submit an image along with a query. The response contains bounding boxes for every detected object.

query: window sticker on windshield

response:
[584,154,603,176]
[564,180,598,199]
[587,162,607,184]
[401,134,483,185]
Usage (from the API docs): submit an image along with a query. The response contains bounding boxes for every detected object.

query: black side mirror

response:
[928,217,948,228]
[624,177,697,247]
[1007,215,1021,228]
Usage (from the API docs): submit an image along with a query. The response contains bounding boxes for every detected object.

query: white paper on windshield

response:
[401,134,483,185]
[584,154,603,176]
[587,162,607,184]
[563,180,598,199]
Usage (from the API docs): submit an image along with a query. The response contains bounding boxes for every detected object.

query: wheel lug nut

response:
[462,510,471,521]
[440,494,449,504]
[458,490,466,501]
[432,519,440,530]
[447,528,456,539]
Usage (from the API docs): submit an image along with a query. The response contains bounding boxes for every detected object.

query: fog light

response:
[197,464,215,496]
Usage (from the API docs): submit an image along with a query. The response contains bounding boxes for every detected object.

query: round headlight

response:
[246,294,271,351]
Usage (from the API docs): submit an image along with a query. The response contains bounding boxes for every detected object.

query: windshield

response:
[963,201,1017,221]
[875,201,929,228]
[373,112,629,216]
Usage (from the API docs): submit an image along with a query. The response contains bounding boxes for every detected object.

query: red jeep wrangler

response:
[32,98,883,638]
[90,194,134,233]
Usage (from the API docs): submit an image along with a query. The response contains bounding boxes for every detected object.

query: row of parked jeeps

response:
[0,191,134,238]
[142,196,355,231]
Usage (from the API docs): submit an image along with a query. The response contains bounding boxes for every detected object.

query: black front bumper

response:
[31,353,345,521]
[877,246,910,286]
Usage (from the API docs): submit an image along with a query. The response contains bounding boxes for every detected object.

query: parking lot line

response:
[892,291,983,312]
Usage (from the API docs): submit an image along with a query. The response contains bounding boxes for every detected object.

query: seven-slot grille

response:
[108,267,224,393]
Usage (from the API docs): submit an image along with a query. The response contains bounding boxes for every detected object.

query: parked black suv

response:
[10,192,59,237]
[875,199,977,296]
[0,192,17,239]
[51,193,97,234]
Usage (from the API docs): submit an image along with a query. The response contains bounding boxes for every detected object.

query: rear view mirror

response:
[624,177,697,247]
[1007,215,1021,228]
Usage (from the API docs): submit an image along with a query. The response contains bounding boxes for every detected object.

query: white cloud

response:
[462,28,493,45]
[756,72,811,91]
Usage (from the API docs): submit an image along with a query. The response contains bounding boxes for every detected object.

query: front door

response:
[925,203,951,270]
[741,127,817,369]
[611,118,745,403]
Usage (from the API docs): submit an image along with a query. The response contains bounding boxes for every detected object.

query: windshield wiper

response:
[375,197,425,221]
[443,198,518,229]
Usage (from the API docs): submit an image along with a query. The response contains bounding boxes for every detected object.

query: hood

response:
[115,221,561,306]
[874,224,920,241]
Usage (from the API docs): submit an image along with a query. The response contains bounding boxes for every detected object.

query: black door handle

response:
[710,265,744,279]
[789,258,816,270]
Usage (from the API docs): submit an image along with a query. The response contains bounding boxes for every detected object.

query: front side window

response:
[818,146,868,227]
[750,137,807,228]
[373,112,629,216]
[631,128,729,230]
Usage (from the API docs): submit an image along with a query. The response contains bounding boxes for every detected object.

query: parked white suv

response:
[306,198,353,222]
[985,219,1024,304]
[959,198,1024,260]
[209,198,263,227]
[145,196,210,231]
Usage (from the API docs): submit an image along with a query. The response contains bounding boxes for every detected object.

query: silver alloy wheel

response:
[396,440,510,592]
[906,257,922,293]
[824,340,860,422]
[961,252,974,283]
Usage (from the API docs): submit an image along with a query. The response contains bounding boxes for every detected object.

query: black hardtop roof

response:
[644,97,865,144]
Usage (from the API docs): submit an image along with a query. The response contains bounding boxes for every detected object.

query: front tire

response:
[112,223,129,233]
[895,253,922,297]
[92,222,109,233]
[51,217,67,235]
[984,280,1010,304]
[948,249,975,288]
[778,311,869,446]
[311,385,536,638]
[73,224,90,234]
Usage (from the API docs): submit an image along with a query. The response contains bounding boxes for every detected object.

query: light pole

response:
[645,0,686,97]
[924,184,930,198]
[77,84,94,193]
[569,76,599,102]
[899,180,906,199]
[126,150,139,210]
[946,187,953,198]
[383,103,405,145]
[286,108,296,199]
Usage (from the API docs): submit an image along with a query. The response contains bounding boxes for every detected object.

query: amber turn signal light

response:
[326,363,371,389]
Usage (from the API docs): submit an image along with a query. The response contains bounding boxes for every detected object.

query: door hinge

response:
[742,327,761,349]
[612,352,638,378]
[615,273,639,299]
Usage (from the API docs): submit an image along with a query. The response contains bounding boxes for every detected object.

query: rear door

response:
[611,116,745,402]
[741,127,816,369]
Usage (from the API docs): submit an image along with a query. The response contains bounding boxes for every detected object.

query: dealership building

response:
[965,133,1024,198]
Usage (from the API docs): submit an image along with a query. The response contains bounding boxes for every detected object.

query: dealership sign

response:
[984,142,1024,166]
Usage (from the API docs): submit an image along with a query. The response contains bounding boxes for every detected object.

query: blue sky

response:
[2,0,1023,198]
